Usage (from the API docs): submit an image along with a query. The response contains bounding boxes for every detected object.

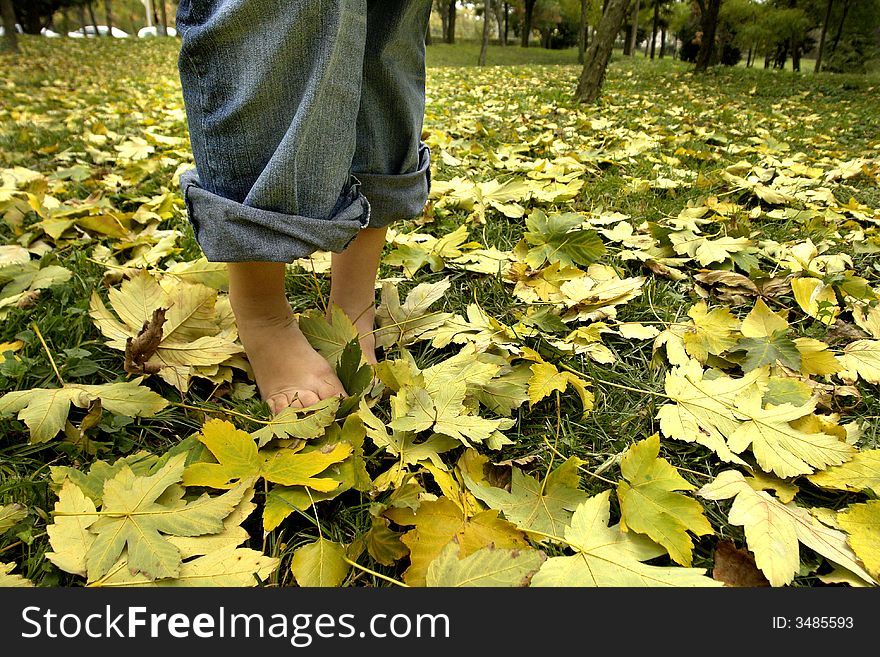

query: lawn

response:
[0,35,878,589]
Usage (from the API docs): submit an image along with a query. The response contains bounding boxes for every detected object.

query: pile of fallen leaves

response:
[0,39,878,588]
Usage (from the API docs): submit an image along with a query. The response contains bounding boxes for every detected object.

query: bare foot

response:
[233,301,346,415]
[329,226,388,367]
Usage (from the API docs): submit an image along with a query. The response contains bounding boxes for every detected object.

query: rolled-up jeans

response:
[175,0,432,262]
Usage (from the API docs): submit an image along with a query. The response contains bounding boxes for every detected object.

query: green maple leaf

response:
[335,338,374,408]
[531,491,722,587]
[84,453,249,581]
[298,304,359,367]
[616,434,714,566]
[463,457,590,537]
[736,331,802,372]
[522,209,605,269]
[734,298,802,372]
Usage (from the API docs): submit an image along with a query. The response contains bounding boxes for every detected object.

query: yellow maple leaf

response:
[384,496,529,587]
[836,501,880,581]
[699,471,875,587]
[617,434,714,566]
[682,301,740,362]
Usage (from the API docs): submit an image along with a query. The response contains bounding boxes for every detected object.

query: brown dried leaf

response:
[15,290,41,309]
[124,307,166,375]
[712,540,770,587]
[694,271,790,306]
[643,259,687,281]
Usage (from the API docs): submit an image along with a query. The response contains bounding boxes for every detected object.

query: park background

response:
[0,1,878,590]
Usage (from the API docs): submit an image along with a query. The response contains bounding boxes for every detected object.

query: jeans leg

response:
[352,0,433,227]
[176,0,370,262]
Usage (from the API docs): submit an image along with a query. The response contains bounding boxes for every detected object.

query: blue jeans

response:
[175,0,432,262]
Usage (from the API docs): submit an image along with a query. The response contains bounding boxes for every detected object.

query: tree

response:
[1,0,18,53]
[575,0,631,104]
[85,0,100,35]
[813,0,833,72]
[578,0,589,62]
[12,0,79,34]
[103,0,113,34]
[494,1,508,45]
[628,0,640,54]
[521,0,538,46]
[157,0,167,36]
[649,0,660,58]
[479,0,491,64]
[694,0,722,71]
[445,0,457,43]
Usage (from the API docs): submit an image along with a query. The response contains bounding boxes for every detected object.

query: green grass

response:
[1,35,879,588]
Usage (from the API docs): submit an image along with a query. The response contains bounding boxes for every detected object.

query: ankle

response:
[229,291,293,322]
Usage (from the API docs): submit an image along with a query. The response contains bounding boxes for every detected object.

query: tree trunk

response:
[439,2,448,41]
[813,0,833,72]
[521,0,537,47]
[575,0,631,104]
[104,0,114,34]
[77,5,88,35]
[829,0,849,56]
[659,25,666,57]
[494,1,505,46]
[694,0,721,72]
[627,0,640,55]
[649,0,659,59]
[445,0,456,44]
[479,0,490,65]
[158,0,168,36]
[87,1,100,35]
[578,0,588,63]
[1,0,18,53]
[504,2,510,44]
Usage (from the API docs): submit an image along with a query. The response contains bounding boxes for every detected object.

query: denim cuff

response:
[180,169,370,262]
[354,142,431,228]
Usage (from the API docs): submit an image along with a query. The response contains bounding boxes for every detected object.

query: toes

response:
[291,389,321,409]
[317,379,346,400]
[266,392,291,416]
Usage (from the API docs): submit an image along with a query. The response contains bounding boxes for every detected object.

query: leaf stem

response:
[343,557,409,588]
[169,401,266,424]
[556,362,669,399]
[541,435,617,486]
[32,321,64,386]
